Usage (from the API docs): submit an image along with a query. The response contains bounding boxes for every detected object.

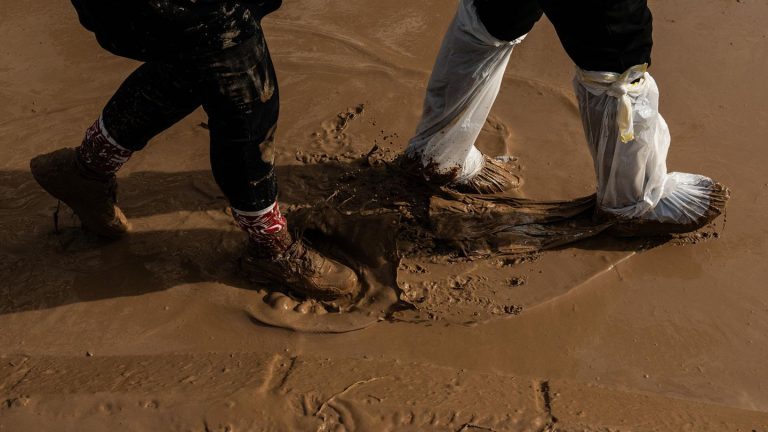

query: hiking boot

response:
[30,148,130,239]
[240,229,361,300]
[398,153,521,194]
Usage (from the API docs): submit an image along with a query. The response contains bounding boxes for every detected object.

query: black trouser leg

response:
[101,62,200,151]
[474,0,543,42]
[473,0,653,73]
[200,33,280,212]
[540,0,653,72]
[99,32,280,212]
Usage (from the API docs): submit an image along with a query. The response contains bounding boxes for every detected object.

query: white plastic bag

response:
[408,0,720,227]
[406,0,523,182]
[575,65,718,224]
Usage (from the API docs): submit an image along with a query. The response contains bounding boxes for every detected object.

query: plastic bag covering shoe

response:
[406,0,523,184]
[575,65,728,228]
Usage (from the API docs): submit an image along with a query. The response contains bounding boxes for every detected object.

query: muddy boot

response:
[30,148,130,239]
[398,153,521,194]
[240,229,361,300]
[234,204,360,299]
[449,155,521,194]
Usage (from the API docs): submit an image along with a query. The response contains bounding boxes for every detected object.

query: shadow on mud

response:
[0,158,663,316]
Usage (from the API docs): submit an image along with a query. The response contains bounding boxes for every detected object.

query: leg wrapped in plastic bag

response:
[404,0,523,194]
[575,64,729,235]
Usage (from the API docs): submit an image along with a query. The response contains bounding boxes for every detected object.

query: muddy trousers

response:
[99,32,279,212]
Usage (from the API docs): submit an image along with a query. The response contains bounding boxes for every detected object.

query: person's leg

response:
[404,0,541,194]
[30,61,201,238]
[75,62,201,175]
[541,0,727,232]
[474,0,543,43]
[198,33,359,299]
[201,41,279,215]
[198,34,282,248]
[101,63,201,152]
[539,0,652,73]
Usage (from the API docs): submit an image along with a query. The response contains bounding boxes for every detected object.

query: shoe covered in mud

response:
[240,230,361,300]
[30,148,129,239]
[603,179,730,237]
[449,155,522,194]
[398,154,521,194]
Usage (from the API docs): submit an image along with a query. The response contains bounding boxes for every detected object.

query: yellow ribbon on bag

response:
[576,64,648,143]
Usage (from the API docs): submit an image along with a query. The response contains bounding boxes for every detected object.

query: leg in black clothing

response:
[101,62,201,151]
[473,0,653,72]
[473,0,543,42]
[98,31,279,212]
[539,0,653,73]
[198,31,280,212]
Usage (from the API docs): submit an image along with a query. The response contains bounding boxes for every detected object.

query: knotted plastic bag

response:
[575,66,724,224]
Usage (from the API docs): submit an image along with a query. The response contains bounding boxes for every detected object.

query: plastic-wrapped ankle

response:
[406,0,523,183]
[575,66,724,226]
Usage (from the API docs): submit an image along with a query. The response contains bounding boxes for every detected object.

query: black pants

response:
[72,0,282,61]
[101,31,279,212]
[474,0,653,73]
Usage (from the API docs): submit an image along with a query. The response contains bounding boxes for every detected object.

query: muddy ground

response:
[1,0,768,430]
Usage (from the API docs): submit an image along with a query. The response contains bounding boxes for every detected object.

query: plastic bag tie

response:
[576,64,648,143]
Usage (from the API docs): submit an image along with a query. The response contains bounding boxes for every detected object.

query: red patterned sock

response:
[76,116,133,175]
[232,202,291,255]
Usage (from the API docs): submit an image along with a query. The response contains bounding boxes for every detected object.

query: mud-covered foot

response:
[449,155,522,194]
[240,232,361,300]
[398,154,521,194]
[605,181,730,237]
[30,148,129,239]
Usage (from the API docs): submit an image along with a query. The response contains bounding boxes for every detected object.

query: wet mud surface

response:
[2,0,768,430]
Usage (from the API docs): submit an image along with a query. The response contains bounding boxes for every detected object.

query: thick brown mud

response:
[246,209,401,333]
[2,0,768,430]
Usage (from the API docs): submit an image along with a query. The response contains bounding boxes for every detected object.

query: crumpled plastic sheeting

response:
[406,0,522,182]
[429,190,611,255]
[575,66,721,224]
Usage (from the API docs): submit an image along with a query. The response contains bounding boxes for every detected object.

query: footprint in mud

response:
[398,273,525,323]
[295,104,368,165]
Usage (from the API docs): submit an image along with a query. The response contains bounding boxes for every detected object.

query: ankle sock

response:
[76,116,133,175]
[232,202,290,254]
